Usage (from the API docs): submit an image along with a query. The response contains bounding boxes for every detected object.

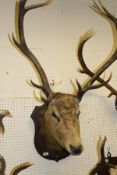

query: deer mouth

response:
[70,145,83,155]
[66,144,83,155]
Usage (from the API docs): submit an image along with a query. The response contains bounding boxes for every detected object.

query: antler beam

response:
[11,0,54,100]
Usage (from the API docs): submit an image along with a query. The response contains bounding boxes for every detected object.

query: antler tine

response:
[91,0,117,25]
[88,136,107,175]
[89,137,116,174]
[77,0,117,102]
[11,0,54,100]
[9,162,32,175]
[98,137,116,169]
[25,0,53,12]
[100,136,107,162]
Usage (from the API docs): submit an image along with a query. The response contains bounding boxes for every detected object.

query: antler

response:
[89,137,116,175]
[9,162,32,175]
[78,29,117,108]
[77,0,117,102]
[0,155,32,175]
[99,136,107,162]
[0,110,11,135]
[0,155,6,175]
[11,0,54,101]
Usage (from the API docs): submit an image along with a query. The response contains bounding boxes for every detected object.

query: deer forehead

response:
[48,94,80,117]
[51,94,79,109]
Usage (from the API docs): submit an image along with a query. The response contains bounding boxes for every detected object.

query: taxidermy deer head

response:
[89,137,117,175]
[0,154,32,175]
[11,0,117,161]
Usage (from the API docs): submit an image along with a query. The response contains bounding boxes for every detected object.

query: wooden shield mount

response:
[31,105,70,162]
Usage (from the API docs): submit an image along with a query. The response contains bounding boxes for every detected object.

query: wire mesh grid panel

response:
[0,95,116,175]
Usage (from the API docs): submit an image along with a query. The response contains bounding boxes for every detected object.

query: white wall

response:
[0,0,116,97]
[0,0,117,174]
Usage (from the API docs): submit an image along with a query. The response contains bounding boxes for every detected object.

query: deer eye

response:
[52,111,60,122]
[76,111,80,119]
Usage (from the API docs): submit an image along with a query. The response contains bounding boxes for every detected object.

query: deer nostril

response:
[70,145,83,154]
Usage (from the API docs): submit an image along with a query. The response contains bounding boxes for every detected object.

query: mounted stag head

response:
[11,0,117,161]
[89,137,117,175]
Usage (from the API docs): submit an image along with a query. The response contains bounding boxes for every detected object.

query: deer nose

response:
[70,145,83,154]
